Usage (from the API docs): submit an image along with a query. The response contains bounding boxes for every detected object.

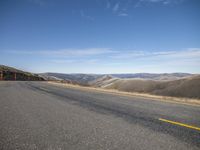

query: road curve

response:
[0,81,200,150]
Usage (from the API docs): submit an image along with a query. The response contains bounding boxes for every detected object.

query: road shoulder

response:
[47,81,200,107]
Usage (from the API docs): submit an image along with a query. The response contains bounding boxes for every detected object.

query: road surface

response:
[0,81,200,150]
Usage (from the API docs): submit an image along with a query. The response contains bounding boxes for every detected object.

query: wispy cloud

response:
[111,2,130,17]
[50,59,99,64]
[103,0,130,17]
[5,48,200,60]
[27,0,45,6]
[2,47,200,73]
[106,0,111,9]
[135,0,186,7]
[50,59,78,64]
[139,0,185,5]
[113,3,120,12]
[110,48,200,60]
[80,10,94,21]
[5,48,114,57]
[108,48,200,73]
[118,12,128,17]
[143,0,163,2]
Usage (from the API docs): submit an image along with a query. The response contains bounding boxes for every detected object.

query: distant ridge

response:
[40,72,193,84]
[110,73,193,81]
[40,73,102,86]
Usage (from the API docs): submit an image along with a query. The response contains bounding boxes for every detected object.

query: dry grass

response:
[104,75,200,99]
[48,81,200,107]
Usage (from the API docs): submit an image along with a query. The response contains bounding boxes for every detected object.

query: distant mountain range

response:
[1,65,199,99]
[110,73,192,80]
[40,73,102,86]
[40,72,193,85]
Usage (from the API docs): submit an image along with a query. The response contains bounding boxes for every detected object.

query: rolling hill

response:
[102,75,200,99]
[110,73,192,81]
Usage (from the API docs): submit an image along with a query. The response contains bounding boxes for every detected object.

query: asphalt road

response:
[0,81,200,150]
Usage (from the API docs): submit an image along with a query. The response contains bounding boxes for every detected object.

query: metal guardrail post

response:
[14,72,17,81]
[0,71,3,80]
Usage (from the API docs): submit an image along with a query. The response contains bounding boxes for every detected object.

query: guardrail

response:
[0,71,3,80]
[0,71,19,81]
[0,71,44,81]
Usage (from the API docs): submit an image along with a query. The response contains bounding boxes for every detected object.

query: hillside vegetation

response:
[0,65,44,81]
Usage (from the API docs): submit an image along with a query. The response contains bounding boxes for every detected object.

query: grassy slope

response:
[104,76,200,99]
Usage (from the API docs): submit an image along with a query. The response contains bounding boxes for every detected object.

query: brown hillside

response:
[105,76,200,99]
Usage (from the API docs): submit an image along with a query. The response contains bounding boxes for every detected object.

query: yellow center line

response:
[158,118,200,131]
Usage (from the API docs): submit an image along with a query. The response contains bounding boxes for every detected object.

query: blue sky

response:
[0,0,200,73]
